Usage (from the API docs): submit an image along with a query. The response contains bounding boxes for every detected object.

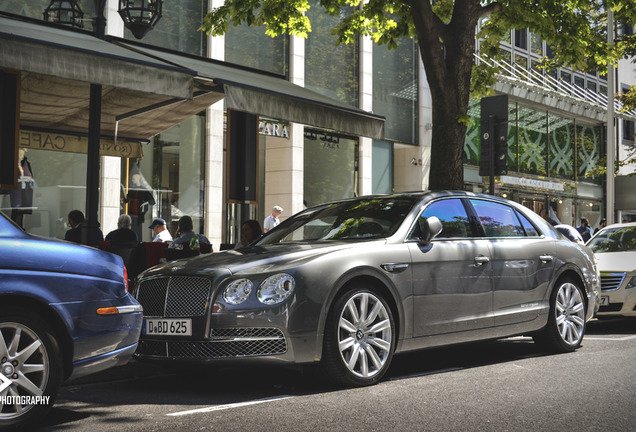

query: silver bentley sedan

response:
[132,191,600,387]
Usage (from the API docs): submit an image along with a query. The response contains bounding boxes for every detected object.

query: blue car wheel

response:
[0,308,63,430]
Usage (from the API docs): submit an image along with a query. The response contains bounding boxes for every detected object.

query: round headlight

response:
[257,273,295,305]
[223,279,253,305]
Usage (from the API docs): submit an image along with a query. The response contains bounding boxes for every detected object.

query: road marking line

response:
[167,395,294,417]
[585,335,636,341]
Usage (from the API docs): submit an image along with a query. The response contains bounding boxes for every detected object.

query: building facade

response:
[1,1,634,250]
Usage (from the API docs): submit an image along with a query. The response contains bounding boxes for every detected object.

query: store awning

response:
[1,15,383,142]
[120,43,386,140]
[0,16,223,141]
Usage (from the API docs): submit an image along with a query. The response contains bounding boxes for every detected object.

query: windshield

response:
[256,196,418,245]
[587,226,636,253]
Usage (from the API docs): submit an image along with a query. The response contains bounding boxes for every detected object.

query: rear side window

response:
[420,199,472,238]
[469,199,525,237]
[518,212,539,236]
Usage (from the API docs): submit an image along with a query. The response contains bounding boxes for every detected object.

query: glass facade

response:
[123,0,207,56]
[518,106,548,176]
[465,100,603,183]
[125,114,206,242]
[304,130,357,207]
[372,37,418,144]
[225,19,288,75]
[305,1,358,105]
[548,114,575,180]
[0,147,87,238]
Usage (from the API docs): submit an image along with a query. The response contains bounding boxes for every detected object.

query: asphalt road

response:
[35,317,636,432]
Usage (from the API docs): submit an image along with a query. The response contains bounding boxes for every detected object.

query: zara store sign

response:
[259,120,289,139]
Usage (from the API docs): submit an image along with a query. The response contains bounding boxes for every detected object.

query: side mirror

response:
[418,216,442,245]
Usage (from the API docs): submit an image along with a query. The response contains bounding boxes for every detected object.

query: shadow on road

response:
[586,317,636,335]
[36,318,636,430]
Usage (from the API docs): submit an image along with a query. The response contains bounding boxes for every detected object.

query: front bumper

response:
[133,275,319,365]
[597,272,636,317]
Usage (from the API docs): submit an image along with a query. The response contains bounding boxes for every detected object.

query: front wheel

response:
[533,278,586,352]
[321,287,396,387]
[0,309,62,430]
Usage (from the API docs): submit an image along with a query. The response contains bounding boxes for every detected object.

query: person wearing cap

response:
[264,205,283,233]
[148,218,173,242]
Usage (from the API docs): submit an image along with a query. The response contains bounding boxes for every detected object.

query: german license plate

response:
[600,296,610,306]
[144,318,192,336]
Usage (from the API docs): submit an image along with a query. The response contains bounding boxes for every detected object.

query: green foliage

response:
[619,85,636,111]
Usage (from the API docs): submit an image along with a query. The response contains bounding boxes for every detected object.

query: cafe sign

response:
[19,129,143,158]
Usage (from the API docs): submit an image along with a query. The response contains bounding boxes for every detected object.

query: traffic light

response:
[479,95,509,177]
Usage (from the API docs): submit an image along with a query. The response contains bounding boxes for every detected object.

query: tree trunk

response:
[410,0,483,191]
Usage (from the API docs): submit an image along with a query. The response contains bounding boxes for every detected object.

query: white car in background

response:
[587,222,636,317]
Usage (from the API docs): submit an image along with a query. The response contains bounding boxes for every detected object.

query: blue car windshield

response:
[256,196,418,244]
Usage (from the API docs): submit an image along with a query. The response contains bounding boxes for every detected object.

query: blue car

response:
[0,212,142,429]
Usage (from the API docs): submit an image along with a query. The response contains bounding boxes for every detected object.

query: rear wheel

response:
[0,309,62,430]
[321,287,395,387]
[533,278,586,352]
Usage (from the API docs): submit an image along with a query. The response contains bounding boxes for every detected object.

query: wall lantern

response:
[118,0,163,39]
[43,0,163,40]
[43,0,84,28]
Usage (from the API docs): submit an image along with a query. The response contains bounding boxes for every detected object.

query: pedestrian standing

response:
[264,205,283,233]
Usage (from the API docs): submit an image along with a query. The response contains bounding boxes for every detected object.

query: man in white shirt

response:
[148,218,173,242]
[263,205,283,233]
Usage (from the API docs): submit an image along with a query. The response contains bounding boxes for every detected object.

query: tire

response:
[0,309,63,430]
[533,278,586,352]
[321,286,396,387]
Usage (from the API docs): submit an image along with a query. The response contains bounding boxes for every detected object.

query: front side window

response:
[420,199,472,239]
[469,200,525,237]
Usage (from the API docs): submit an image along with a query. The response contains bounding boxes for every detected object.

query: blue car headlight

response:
[257,273,295,305]
[223,279,253,305]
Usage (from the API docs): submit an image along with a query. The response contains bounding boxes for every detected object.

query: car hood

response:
[0,235,124,281]
[595,251,636,273]
[144,241,381,277]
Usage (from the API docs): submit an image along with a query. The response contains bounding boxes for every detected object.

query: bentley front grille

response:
[137,276,211,317]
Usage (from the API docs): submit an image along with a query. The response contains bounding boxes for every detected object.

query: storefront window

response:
[225,17,288,75]
[576,123,602,184]
[124,0,207,56]
[518,106,547,175]
[548,113,575,180]
[304,130,357,207]
[305,1,358,106]
[372,141,393,194]
[0,147,87,239]
[372,37,418,144]
[125,114,206,241]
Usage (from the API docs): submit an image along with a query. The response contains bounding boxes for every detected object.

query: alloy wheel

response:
[336,292,393,378]
[555,282,586,346]
[0,322,49,420]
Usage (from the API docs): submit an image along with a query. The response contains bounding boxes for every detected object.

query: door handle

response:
[539,255,553,263]
[474,256,490,266]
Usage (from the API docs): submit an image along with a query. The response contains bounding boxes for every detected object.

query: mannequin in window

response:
[9,149,35,228]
